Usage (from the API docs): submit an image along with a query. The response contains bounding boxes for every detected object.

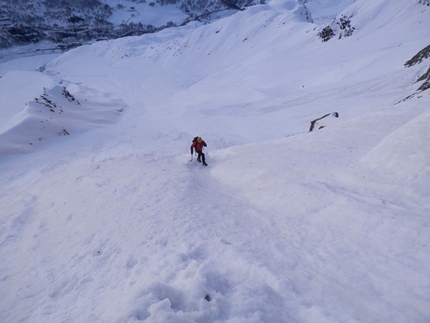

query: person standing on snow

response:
[190,137,208,166]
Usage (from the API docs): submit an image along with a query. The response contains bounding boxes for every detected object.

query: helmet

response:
[197,137,203,143]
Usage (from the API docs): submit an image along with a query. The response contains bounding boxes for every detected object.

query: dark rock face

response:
[417,67,430,92]
[405,45,430,93]
[405,45,430,67]
[398,45,430,102]
[317,15,355,42]
[309,112,339,132]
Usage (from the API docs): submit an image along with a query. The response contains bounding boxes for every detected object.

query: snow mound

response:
[361,109,430,194]
[0,81,126,155]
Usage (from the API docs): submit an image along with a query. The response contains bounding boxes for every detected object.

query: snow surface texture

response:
[0,0,429,322]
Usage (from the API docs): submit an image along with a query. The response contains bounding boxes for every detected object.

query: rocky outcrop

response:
[405,45,430,67]
[317,15,355,42]
[398,45,430,102]
[309,112,339,132]
[405,44,430,93]
[416,67,430,92]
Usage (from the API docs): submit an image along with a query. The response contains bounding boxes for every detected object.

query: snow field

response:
[0,0,430,322]
[210,99,430,321]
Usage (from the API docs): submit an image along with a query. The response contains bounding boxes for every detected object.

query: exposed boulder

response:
[309,112,339,132]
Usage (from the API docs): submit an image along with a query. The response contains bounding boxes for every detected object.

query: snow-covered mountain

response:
[0,0,429,322]
[0,0,274,48]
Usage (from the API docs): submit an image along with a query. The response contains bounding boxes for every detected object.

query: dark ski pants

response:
[197,151,206,163]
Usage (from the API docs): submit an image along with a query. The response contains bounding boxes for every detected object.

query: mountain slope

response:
[0,0,266,48]
[0,0,429,322]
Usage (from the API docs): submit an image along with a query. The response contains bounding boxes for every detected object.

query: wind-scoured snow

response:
[0,0,429,322]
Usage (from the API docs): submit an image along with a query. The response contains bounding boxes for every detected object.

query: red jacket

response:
[190,139,207,154]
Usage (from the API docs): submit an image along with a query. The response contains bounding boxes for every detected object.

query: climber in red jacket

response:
[190,137,208,166]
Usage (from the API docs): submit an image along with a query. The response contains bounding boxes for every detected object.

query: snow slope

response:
[0,0,429,322]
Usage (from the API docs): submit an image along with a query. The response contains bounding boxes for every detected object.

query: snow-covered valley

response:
[1,0,429,322]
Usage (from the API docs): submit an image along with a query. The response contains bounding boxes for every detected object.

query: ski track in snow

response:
[1,153,302,322]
